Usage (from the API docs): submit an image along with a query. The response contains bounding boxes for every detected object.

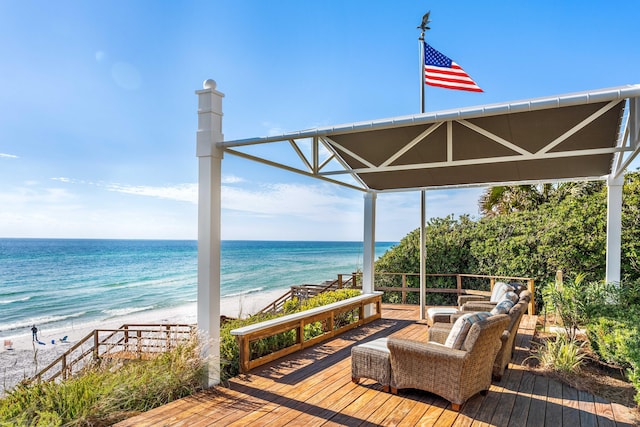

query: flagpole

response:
[417,11,430,321]
[419,35,425,114]
[418,10,430,113]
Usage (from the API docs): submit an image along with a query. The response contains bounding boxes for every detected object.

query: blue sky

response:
[1,1,639,241]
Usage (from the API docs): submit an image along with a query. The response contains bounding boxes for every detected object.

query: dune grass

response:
[0,334,205,427]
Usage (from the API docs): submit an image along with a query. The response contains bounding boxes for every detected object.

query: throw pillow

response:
[502,291,519,303]
[490,282,514,302]
[491,299,515,315]
[444,312,491,349]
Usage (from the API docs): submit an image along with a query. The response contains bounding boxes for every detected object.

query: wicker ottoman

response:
[351,338,391,392]
[426,307,459,326]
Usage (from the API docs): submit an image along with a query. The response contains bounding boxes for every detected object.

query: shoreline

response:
[0,287,289,394]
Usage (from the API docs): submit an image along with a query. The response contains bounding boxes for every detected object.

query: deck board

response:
[115,305,638,427]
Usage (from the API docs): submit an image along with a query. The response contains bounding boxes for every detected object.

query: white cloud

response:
[51,177,75,183]
[50,177,198,203]
[0,173,484,241]
[0,182,195,239]
[0,186,76,205]
[222,175,244,184]
[0,153,18,158]
[222,182,360,220]
[105,183,197,203]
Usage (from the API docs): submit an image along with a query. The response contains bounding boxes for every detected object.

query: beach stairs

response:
[256,273,360,315]
[31,324,195,384]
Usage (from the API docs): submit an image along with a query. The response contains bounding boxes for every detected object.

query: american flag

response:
[423,43,483,92]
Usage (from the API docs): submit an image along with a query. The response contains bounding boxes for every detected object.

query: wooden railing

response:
[370,273,536,315]
[255,273,358,315]
[231,292,382,373]
[32,324,195,383]
[257,273,535,317]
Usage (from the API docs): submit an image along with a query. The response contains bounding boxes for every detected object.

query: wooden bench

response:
[231,292,382,373]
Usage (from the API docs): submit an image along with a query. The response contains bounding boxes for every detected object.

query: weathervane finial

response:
[418,11,431,39]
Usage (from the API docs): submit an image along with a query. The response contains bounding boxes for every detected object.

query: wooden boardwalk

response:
[115,305,638,426]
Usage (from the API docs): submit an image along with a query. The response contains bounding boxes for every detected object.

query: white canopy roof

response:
[222,85,640,192]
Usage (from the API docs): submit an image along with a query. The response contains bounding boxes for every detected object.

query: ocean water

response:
[0,239,395,339]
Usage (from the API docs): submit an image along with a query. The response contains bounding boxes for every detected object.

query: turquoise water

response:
[0,239,395,338]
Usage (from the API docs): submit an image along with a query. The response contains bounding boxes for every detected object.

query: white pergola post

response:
[362,191,376,315]
[606,174,624,284]
[196,79,224,387]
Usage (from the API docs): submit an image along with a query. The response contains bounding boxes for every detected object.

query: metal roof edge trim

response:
[221,84,640,148]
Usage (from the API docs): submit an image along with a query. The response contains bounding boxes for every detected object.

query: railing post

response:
[401,274,407,304]
[456,274,462,297]
[137,330,142,358]
[490,277,496,293]
[93,331,99,360]
[555,270,563,287]
[166,325,171,350]
[528,279,535,315]
[236,336,250,374]
[297,320,304,347]
[124,325,129,353]
[338,274,343,289]
[61,354,67,380]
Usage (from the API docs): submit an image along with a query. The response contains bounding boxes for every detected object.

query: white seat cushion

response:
[490,282,514,302]
[357,338,389,353]
[427,307,459,317]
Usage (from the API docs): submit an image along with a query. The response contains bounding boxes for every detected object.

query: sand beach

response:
[0,288,288,395]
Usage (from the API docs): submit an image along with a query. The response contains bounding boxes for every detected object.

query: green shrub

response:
[582,278,640,405]
[628,367,640,406]
[587,317,640,369]
[219,289,362,382]
[374,172,640,312]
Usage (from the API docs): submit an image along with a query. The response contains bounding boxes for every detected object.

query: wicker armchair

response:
[457,282,528,307]
[430,298,529,380]
[387,314,509,411]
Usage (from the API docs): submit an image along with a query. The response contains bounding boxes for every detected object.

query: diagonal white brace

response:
[458,119,531,156]
[537,100,620,155]
[380,122,443,167]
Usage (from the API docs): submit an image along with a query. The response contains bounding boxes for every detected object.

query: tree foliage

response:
[375,171,640,308]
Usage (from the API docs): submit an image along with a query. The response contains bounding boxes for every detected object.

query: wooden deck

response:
[115,305,638,426]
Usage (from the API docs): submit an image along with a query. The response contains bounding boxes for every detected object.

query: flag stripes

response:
[424,43,483,92]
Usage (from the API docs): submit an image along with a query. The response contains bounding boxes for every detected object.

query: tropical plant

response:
[529,332,588,373]
[479,184,551,217]
[542,273,591,340]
